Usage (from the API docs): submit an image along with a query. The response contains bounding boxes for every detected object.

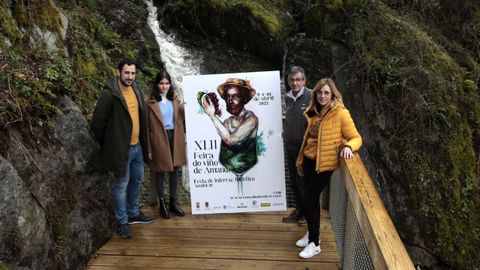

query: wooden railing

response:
[331,153,415,269]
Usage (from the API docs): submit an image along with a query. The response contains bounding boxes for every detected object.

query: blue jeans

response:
[112,143,144,224]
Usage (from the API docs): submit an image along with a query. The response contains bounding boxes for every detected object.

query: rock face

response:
[158,1,480,269]
[1,0,163,268]
[1,0,479,269]
[0,96,114,269]
[0,156,50,269]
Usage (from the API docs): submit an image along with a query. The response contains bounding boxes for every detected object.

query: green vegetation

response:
[0,0,159,130]
[302,1,480,268]
[0,261,12,270]
[162,0,294,64]
[1,0,161,267]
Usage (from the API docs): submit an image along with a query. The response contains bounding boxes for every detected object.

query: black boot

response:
[169,197,185,217]
[159,198,170,219]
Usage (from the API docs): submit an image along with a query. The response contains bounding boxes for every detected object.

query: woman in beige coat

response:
[295,78,362,259]
[146,70,187,219]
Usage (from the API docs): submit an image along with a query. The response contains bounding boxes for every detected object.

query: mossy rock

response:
[284,37,333,87]
[0,262,11,270]
[352,3,479,269]
[303,1,480,268]
[162,0,294,65]
[0,5,23,42]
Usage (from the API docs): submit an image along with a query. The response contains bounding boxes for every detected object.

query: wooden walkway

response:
[85,207,340,270]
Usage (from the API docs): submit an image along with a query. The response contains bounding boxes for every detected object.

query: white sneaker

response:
[296,232,321,248]
[295,232,309,247]
[299,242,321,259]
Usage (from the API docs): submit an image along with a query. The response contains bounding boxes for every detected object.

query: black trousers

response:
[155,129,180,200]
[302,156,333,246]
[286,144,306,212]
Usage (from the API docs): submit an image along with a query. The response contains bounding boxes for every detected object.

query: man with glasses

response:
[282,66,312,226]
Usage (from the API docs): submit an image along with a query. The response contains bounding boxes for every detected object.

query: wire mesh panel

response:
[329,169,347,262]
[330,169,374,270]
[343,201,374,270]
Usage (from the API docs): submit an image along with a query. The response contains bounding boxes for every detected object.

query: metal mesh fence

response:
[330,169,374,270]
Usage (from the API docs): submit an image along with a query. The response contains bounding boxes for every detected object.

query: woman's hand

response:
[340,146,353,159]
[202,95,215,117]
[148,153,153,161]
[297,166,304,177]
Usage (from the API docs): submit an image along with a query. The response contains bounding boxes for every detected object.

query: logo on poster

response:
[237,202,248,209]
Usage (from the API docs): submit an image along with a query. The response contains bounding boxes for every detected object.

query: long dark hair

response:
[152,70,175,101]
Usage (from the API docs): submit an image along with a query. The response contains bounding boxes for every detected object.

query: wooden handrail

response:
[340,153,415,270]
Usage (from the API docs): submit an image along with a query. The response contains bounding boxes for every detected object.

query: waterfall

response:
[144,0,202,98]
[144,0,202,193]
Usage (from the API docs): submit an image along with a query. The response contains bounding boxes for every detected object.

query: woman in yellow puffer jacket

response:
[295,78,362,259]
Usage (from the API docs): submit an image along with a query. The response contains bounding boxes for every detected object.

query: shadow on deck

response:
[85,207,340,270]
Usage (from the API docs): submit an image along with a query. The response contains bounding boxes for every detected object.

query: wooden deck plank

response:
[85,207,340,270]
[86,256,340,270]
[130,228,336,241]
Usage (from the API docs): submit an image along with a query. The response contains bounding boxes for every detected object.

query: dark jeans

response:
[155,129,180,200]
[112,143,144,224]
[286,144,306,213]
[302,156,333,246]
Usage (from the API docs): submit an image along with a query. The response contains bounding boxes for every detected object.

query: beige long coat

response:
[146,96,187,172]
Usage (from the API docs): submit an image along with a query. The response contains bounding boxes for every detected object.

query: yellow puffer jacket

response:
[296,101,362,172]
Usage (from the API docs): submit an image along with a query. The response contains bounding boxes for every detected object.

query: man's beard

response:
[120,78,133,86]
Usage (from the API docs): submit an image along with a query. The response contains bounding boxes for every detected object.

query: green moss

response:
[78,0,97,9]
[37,0,63,36]
[0,261,12,270]
[11,0,63,36]
[302,1,480,268]
[236,1,282,38]
[0,5,23,41]
[163,0,294,63]
[11,2,28,28]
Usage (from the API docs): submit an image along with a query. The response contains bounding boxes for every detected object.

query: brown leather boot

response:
[159,198,170,219]
[282,209,302,223]
[169,197,185,217]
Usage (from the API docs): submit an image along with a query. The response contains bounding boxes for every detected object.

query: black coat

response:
[90,78,147,177]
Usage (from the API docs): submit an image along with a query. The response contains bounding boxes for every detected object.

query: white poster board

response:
[183,71,286,214]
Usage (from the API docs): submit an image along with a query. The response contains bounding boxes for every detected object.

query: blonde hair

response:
[305,78,343,115]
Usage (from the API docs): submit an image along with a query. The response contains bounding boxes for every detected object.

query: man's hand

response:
[202,95,215,117]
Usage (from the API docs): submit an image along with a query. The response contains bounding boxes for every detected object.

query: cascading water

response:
[144,0,202,193]
[144,0,202,98]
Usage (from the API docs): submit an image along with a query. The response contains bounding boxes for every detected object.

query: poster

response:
[183,71,286,214]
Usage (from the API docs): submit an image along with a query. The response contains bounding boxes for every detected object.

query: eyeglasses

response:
[288,78,304,82]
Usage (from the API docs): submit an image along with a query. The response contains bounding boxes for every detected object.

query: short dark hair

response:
[118,60,136,72]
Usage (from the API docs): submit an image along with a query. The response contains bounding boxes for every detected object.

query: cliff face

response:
[158,0,480,269]
[1,0,479,269]
[1,96,113,269]
[0,0,162,269]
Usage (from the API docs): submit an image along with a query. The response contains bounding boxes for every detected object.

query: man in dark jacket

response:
[91,60,153,239]
[283,66,312,226]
